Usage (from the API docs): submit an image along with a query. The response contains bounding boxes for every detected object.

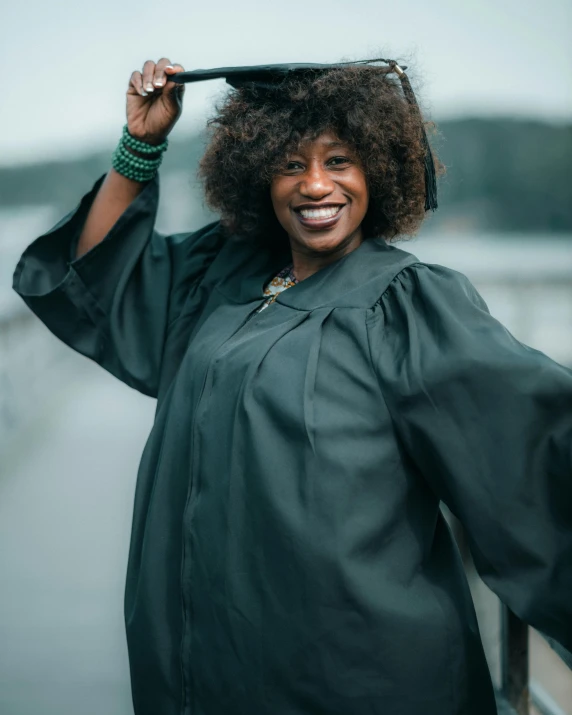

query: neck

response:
[289,229,363,282]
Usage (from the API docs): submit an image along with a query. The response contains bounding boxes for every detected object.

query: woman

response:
[12,57,572,715]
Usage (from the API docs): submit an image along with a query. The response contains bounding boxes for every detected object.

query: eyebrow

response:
[294,141,348,152]
[288,139,352,157]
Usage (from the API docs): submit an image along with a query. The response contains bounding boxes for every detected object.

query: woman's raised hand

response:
[127,58,185,145]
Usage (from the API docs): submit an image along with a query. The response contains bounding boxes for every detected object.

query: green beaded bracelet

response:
[113,162,156,182]
[112,153,158,182]
[121,124,169,154]
[117,144,163,169]
[112,126,169,183]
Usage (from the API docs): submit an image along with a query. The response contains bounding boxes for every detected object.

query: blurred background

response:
[1,0,571,713]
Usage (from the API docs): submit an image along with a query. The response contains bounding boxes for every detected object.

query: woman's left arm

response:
[367,263,572,651]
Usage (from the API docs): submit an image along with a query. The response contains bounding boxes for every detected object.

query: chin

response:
[298,234,343,252]
[297,227,359,253]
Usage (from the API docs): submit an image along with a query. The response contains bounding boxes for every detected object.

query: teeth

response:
[299,206,342,219]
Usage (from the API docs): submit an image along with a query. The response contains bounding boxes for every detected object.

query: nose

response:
[299,162,335,199]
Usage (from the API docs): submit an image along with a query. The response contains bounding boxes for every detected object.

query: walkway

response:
[0,360,154,715]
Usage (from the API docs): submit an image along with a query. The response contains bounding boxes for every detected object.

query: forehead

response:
[290,130,351,155]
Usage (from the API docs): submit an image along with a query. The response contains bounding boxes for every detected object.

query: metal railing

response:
[448,511,572,715]
[499,606,530,714]
[470,274,572,715]
[498,605,572,715]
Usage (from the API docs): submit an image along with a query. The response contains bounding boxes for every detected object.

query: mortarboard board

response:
[169,59,437,211]
[168,60,404,88]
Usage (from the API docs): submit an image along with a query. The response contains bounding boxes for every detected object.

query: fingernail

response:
[154,78,164,87]
[146,84,154,92]
[140,89,148,96]
[165,65,174,70]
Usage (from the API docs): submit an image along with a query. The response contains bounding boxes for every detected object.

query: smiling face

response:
[270,131,369,265]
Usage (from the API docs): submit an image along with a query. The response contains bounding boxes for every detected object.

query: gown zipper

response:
[179,300,265,714]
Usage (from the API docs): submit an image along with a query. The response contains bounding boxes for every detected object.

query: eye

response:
[283,160,304,172]
[328,155,352,167]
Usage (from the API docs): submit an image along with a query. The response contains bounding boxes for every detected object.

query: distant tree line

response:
[431,118,572,233]
[1,118,571,234]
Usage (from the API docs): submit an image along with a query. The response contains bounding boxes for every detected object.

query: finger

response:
[152,57,174,89]
[165,62,185,75]
[141,59,157,94]
[162,63,186,94]
[128,70,148,97]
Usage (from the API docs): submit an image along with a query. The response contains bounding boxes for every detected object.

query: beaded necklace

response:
[256,263,299,313]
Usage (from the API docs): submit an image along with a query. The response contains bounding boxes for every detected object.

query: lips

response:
[293,204,346,230]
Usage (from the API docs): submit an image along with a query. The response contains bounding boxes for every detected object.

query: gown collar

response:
[215,234,419,311]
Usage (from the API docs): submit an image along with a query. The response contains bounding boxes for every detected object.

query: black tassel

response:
[420,128,438,212]
[393,65,438,212]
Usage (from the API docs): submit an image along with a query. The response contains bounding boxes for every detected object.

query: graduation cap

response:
[170,59,438,211]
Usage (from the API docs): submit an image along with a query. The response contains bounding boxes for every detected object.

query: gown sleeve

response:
[366,262,572,652]
[12,173,224,398]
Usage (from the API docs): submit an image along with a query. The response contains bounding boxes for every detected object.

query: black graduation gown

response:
[13,175,572,715]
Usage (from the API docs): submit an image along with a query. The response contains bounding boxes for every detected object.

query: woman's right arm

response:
[14,56,224,398]
[76,58,185,258]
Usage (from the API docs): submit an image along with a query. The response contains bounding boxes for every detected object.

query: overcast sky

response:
[2,0,571,166]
